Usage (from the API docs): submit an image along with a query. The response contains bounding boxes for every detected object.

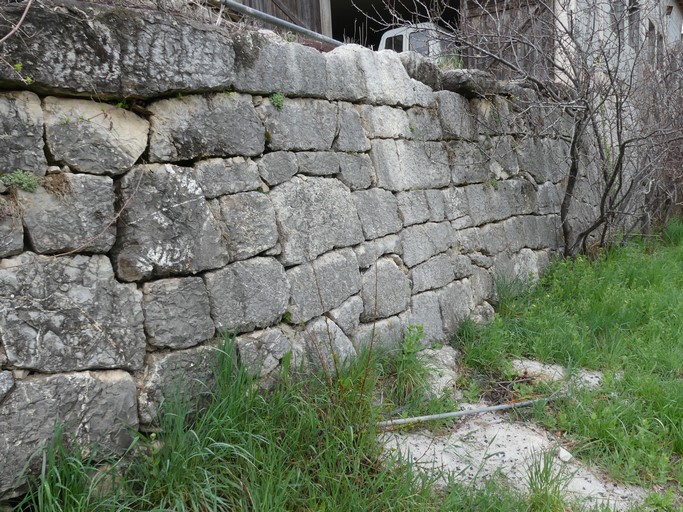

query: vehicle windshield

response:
[384,34,404,52]
[409,30,430,56]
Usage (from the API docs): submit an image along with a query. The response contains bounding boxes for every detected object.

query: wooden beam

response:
[271,0,306,27]
[319,0,332,37]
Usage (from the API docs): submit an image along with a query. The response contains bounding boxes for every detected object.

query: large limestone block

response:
[232,31,327,97]
[148,93,264,162]
[194,157,261,198]
[352,315,406,351]
[465,179,537,226]
[304,317,356,372]
[407,107,443,141]
[113,164,228,282]
[537,181,563,214]
[43,97,148,175]
[335,102,371,152]
[354,234,402,269]
[447,140,490,185]
[411,254,456,293]
[142,277,215,349]
[270,176,364,265]
[327,295,364,336]
[442,187,473,227]
[401,221,454,267]
[18,173,116,254]
[204,257,289,334]
[297,152,340,176]
[237,326,298,380]
[326,45,434,107]
[402,291,445,343]
[352,188,402,240]
[361,257,411,321]
[0,92,46,175]
[287,248,361,323]
[493,248,542,283]
[470,96,514,135]
[437,280,475,333]
[357,105,412,139]
[0,370,137,498]
[436,91,477,140]
[0,196,23,258]
[370,140,450,191]
[136,345,219,425]
[217,192,278,261]
[0,253,144,372]
[338,153,373,190]
[398,51,442,90]
[260,97,337,151]
[397,190,447,227]
[257,151,298,186]
[0,3,237,99]
[516,137,570,183]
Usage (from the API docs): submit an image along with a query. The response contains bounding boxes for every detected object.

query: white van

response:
[377,23,445,59]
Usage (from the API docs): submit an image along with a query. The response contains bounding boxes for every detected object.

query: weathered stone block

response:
[357,105,411,139]
[137,345,219,425]
[148,93,264,162]
[236,326,296,379]
[260,98,337,151]
[516,137,569,183]
[204,257,289,333]
[447,140,489,185]
[437,280,475,334]
[232,32,327,97]
[338,153,373,190]
[287,248,361,323]
[436,91,476,140]
[335,102,371,152]
[401,221,454,267]
[407,107,443,141]
[270,176,364,265]
[402,291,445,343]
[0,371,13,403]
[217,192,278,261]
[470,268,495,305]
[194,157,261,198]
[0,91,46,175]
[452,252,475,278]
[142,277,215,349]
[470,96,513,135]
[425,189,446,221]
[442,187,472,227]
[411,254,456,293]
[257,151,298,186]
[493,248,541,283]
[353,188,402,240]
[398,51,442,90]
[18,173,116,254]
[297,152,340,176]
[304,317,356,372]
[396,190,430,226]
[0,370,137,498]
[0,197,23,258]
[113,164,228,282]
[465,179,537,226]
[354,234,402,269]
[370,140,450,191]
[351,315,406,350]
[361,257,411,321]
[0,253,144,372]
[537,181,563,214]
[43,97,148,175]
[327,295,364,335]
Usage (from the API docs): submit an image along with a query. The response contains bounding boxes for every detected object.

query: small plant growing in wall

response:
[0,170,39,192]
[270,92,285,111]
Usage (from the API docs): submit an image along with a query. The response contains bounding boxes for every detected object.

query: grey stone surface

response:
[260,98,337,151]
[287,248,361,324]
[357,105,411,139]
[270,176,364,265]
[204,257,289,333]
[194,157,261,198]
[370,140,450,191]
[361,257,411,321]
[0,253,144,372]
[447,140,489,185]
[401,222,454,267]
[353,188,402,240]
[18,173,116,254]
[437,280,475,334]
[436,91,476,140]
[137,345,219,425]
[515,137,569,183]
[327,295,364,335]
[232,32,327,97]
[43,97,149,175]
[142,277,215,349]
[0,3,238,99]
[217,191,278,261]
[113,164,228,282]
[257,151,298,186]
[397,190,431,226]
[326,45,434,107]
[411,254,456,293]
[452,253,475,278]
[0,371,13,404]
[399,51,442,90]
[297,152,340,176]
[537,181,563,214]
[338,153,374,190]
[493,248,541,282]
[407,107,443,141]
[0,91,46,175]
[470,301,496,324]
[0,197,23,258]
[236,326,295,379]
[442,187,472,227]
[335,102,371,152]
[425,190,446,221]
[403,291,445,343]
[470,268,495,306]
[465,180,537,226]
[354,234,402,269]
[148,93,264,162]
[0,370,137,498]
[352,315,406,350]
[470,96,514,135]
[304,317,356,372]
[478,136,519,179]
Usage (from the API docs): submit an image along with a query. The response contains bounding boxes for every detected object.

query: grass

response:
[453,220,683,490]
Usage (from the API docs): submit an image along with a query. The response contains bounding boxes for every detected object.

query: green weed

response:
[0,170,40,192]
[270,92,285,111]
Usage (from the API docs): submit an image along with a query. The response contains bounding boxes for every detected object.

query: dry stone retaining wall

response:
[0,0,590,497]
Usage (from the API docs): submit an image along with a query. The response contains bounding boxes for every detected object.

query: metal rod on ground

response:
[219,0,343,47]
[377,396,554,429]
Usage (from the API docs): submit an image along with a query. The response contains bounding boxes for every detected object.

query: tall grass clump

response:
[453,219,683,486]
